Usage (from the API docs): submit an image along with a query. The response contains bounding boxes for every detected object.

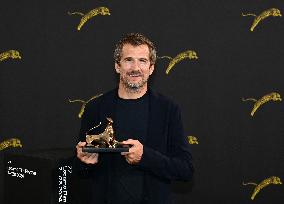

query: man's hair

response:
[114,33,157,65]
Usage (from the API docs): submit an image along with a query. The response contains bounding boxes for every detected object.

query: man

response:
[74,33,194,204]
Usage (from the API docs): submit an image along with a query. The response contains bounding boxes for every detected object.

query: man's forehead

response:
[121,44,150,57]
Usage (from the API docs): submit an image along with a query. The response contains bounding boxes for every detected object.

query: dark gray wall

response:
[1,0,284,203]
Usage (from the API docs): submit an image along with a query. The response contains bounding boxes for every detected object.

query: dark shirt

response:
[110,92,149,204]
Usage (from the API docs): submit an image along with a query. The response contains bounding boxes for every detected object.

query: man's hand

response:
[121,139,143,164]
[76,141,99,164]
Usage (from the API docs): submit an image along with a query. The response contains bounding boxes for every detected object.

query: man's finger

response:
[126,157,133,164]
[121,139,136,145]
[81,153,98,163]
[77,141,86,147]
[121,151,129,156]
[85,153,97,158]
[88,153,98,160]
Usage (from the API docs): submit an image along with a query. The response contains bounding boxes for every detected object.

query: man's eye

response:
[139,59,148,63]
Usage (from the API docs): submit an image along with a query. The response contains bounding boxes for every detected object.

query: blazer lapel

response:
[146,88,169,152]
[146,89,161,147]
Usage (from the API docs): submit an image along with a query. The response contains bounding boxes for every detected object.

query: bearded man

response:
[74,33,194,204]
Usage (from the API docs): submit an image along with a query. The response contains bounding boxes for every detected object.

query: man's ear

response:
[115,63,120,73]
[149,64,155,75]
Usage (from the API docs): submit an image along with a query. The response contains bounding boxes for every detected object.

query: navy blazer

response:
[74,88,194,204]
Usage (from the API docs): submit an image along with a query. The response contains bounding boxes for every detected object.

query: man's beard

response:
[120,71,148,93]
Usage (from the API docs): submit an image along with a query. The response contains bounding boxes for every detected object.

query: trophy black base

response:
[82,146,129,153]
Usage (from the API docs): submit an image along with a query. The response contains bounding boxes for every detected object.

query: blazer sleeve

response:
[138,103,194,181]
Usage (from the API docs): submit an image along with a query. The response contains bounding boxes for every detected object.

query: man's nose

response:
[131,59,141,70]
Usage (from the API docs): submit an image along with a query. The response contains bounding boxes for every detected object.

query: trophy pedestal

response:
[82,146,129,153]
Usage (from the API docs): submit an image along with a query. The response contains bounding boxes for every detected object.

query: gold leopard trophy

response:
[83,117,129,152]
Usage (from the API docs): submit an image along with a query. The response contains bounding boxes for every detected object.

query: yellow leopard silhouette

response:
[0,50,21,62]
[242,92,281,116]
[243,176,282,200]
[187,136,198,144]
[159,50,198,74]
[68,7,111,31]
[242,8,282,31]
[69,94,103,118]
[0,138,22,151]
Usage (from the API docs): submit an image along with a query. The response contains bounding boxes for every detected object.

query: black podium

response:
[3,148,91,204]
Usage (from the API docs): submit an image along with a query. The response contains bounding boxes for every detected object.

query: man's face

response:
[115,44,154,91]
